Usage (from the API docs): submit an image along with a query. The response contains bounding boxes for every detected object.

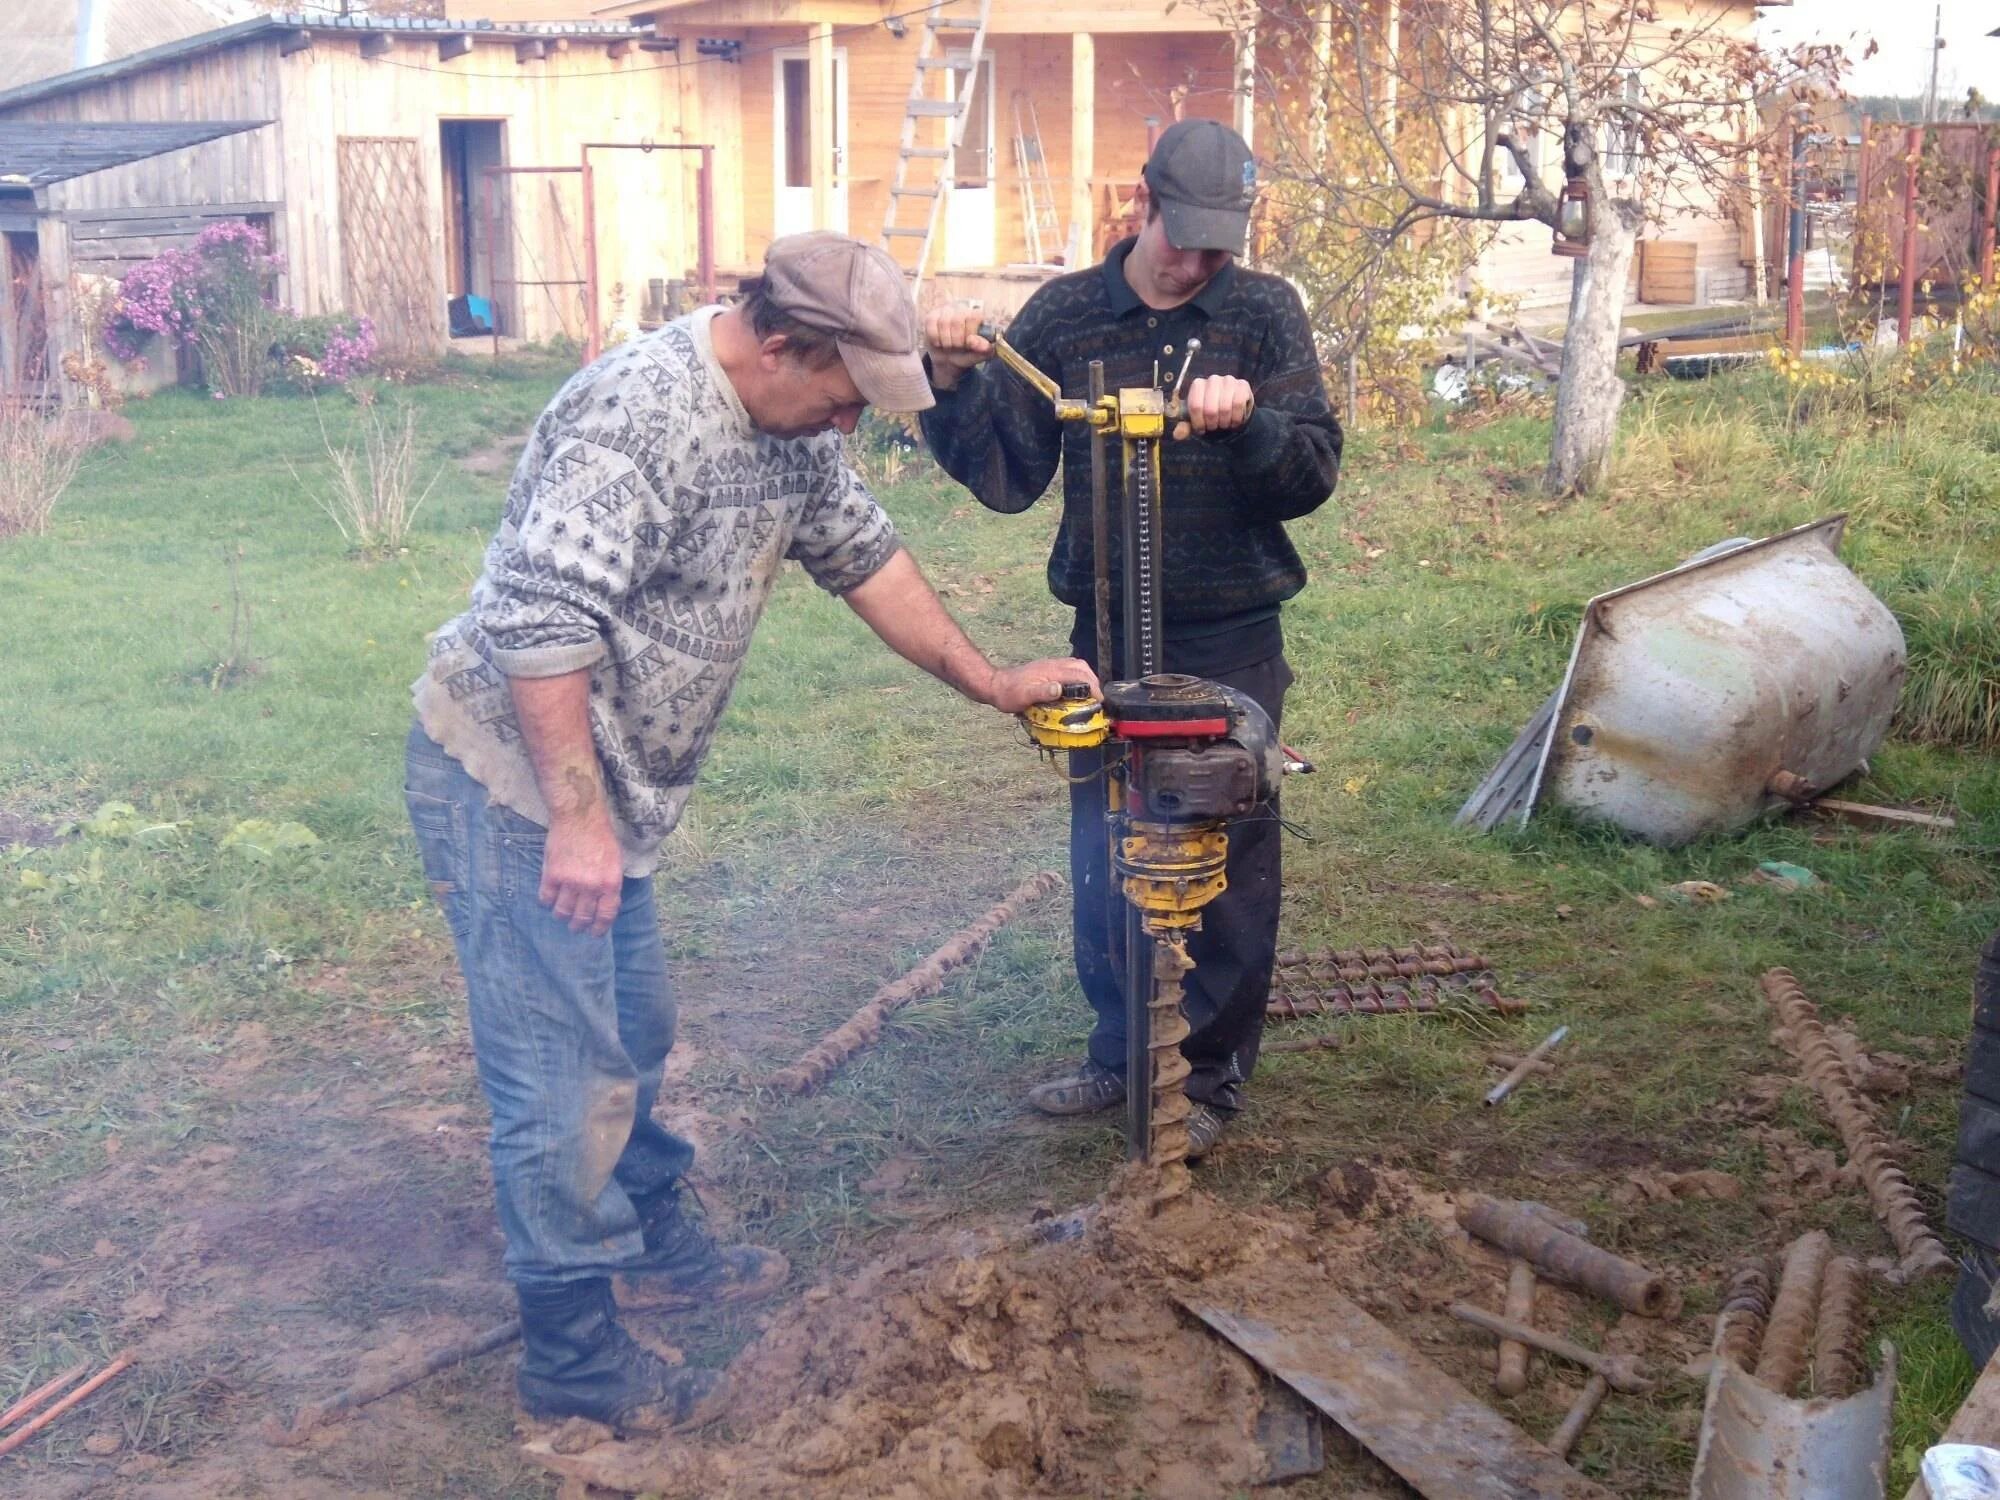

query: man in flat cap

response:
[922,120,1342,1160]
[407,232,1096,1431]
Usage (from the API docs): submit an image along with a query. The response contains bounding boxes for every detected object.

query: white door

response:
[943,54,996,268]
[774,48,848,236]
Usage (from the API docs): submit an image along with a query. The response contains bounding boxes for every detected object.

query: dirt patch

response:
[525,1167,1518,1500]
[528,1183,1313,1499]
[0,806,66,848]
[458,433,531,478]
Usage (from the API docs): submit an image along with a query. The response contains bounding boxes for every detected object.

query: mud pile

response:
[528,1178,1322,1499]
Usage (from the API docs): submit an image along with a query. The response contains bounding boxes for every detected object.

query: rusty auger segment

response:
[1761,968,1952,1280]
[1147,935,1196,1206]
[1267,944,1522,1020]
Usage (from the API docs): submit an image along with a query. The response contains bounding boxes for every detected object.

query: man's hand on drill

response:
[923,302,993,392]
[982,658,1101,715]
[1182,374,1255,436]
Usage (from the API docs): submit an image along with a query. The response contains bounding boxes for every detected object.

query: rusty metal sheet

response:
[1690,1343,1895,1500]
[1181,1285,1617,1500]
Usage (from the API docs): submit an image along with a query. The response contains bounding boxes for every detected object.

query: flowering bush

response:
[102,222,375,396]
[274,314,378,392]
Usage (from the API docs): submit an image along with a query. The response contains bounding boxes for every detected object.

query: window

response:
[783,59,811,190]
[1602,70,1644,179]
[1496,86,1547,191]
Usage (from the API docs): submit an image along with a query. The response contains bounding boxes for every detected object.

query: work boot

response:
[515,1278,723,1431]
[614,1180,789,1312]
[1185,1102,1228,1161]
[1026,1059,1127,1117]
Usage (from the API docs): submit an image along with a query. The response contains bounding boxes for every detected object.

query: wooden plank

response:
[808,21,834,230]
[1652,333,1766,358]
[1810,799,1958,835]
[1181,1287,1617,1500]
[1069,31,1093,266]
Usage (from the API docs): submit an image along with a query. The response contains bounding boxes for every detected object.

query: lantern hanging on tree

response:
[1552,175,1592,258]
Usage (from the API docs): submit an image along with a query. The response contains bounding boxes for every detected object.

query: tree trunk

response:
[1544,215,1636,496]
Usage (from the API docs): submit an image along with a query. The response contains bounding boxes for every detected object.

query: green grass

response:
[1,356,1997,1496]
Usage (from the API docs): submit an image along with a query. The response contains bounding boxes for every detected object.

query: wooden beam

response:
[437,34,474,61]
[1810,798,1958,835]
[808,21,834,230]
[515,39,547,63]
[278,28,312,56]
[1070,32,1094,265]
[359,33,393,59]
[606,38,633,59]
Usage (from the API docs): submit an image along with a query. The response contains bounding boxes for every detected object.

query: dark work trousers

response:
[1068,653,1292,1115]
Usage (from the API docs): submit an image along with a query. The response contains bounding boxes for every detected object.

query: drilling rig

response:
[986,326,1285,1207]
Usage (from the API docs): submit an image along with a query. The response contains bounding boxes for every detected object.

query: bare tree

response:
[1248,0,1841,493]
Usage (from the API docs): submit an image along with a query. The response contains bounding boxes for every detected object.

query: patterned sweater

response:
[413,309,902,876]
[920,241,1341,650]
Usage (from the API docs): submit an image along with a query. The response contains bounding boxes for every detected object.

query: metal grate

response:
[338,136,442,360]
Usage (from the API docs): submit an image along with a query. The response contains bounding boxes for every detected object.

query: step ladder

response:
[1012,90,1062,266]
[880,0,993,294]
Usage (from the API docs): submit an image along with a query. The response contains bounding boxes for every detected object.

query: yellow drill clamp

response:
[1024,697,1112,751]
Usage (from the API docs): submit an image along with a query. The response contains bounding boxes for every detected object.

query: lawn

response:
[1,353,1996,1498]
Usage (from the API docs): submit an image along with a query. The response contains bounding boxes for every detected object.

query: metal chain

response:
[1130,437,1159,677]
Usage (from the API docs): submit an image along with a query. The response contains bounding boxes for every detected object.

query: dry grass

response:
[0,401,86,538]
[295,393,442,557]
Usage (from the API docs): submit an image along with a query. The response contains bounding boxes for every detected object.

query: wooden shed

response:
[0,11,741,391]
[1,118,268,395]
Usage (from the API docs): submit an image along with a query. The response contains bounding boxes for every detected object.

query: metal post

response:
[1898,125,1921,345]
[484,168,499,364]
[1785,117,1806,359]
[581,159,600,363]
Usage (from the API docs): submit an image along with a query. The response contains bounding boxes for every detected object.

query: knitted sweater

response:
[920,241,1341,641]
[413,309,902,876]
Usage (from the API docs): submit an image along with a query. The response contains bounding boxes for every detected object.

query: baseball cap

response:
[757,232,934,412]
[1142,119,1258,255]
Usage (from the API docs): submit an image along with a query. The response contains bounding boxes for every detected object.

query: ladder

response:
[1012,90,1062,266]
[880,0,993,293]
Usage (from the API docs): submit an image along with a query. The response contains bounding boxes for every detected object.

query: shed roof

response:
[0,12,656,114]
[0,119,267,186]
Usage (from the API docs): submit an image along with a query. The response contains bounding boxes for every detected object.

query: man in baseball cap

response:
[756,229,937,415]
[1144,117,1260,256]
[406,233,1093,1434]
[922,119,1341,1163]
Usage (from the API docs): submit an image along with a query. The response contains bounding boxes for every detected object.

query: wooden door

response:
[338,137,443,358]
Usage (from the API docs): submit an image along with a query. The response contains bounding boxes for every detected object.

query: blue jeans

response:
[403,725,694,1288]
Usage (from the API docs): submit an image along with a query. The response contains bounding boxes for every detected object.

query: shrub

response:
[0,401,86,538]
[291,395,441,557]
[102,224,376,396]
[274,314,379,392]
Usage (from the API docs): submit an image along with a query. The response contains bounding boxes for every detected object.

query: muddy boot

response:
[1026,1059,1127,1117]
[516,1278,723,1431]
[614,1181,789,1312]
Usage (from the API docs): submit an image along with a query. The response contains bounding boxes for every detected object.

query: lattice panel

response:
[338,137,442,359]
